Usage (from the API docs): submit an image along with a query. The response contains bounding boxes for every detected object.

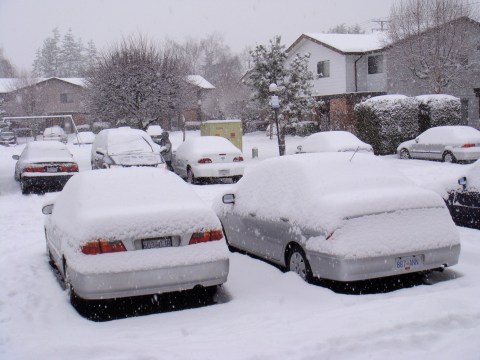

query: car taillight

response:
[80,239,126,255]
[189,229,223,244]
[24,166,46,173]
[461,143,475,148]
[198,158,212,164]
[59,164,79,172]
[233,156,244,162]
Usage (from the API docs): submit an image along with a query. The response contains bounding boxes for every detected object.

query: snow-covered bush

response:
[417,94,462,132]
[285,121,320,137]
[355,95,419,155]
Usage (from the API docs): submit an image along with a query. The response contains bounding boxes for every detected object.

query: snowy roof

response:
[187,75,215,89]
[289,32,388,54]
[0,78,16,93]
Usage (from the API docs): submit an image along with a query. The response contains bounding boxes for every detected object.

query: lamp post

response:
[197,99,202,123]
[269,83,285,156]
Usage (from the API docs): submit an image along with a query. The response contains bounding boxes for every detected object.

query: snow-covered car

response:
[42,167,229,308]
[146,124,164,145]
[173,136,244,184]
[73,131,96,145]
[12,141,78,194]
[216,153,460,283]
[296,131,373,154]
[0,130,17,146]
[445,159,480,229]
[43,126,68,143]
[91,127,164,169]
[397,126,480,163]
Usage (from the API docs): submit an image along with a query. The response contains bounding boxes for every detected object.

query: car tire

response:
[443,151,457,163]
[286,244,313,283]
[187,168,196,185]
[399,148,411,159]
[232,175,242,183]
[20,179,29,194]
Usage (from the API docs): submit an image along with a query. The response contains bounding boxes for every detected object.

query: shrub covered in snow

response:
[355,95,419,155]
[417,94,462,132]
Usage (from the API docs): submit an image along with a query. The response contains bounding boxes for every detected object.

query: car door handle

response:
[248,213,256,217]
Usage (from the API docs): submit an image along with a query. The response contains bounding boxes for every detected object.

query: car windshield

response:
[108,136,154,155]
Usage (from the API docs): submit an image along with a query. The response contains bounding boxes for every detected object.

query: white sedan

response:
[42,167,229,309]
[173,136,244,184]
[397,125,480,163]
[216,153,460,283]
[296,131,373,154]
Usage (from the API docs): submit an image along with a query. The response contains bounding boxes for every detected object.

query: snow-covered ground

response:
[1,131,479,360]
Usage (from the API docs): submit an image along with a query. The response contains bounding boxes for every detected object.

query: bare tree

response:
[86,35,193,129]
[387,0,475,93]
[327,23,365,34]
[0,47,17,78]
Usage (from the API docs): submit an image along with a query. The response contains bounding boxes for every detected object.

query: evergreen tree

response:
[0,47,17,77]
[85,40,99,71]
[246,36,314,155]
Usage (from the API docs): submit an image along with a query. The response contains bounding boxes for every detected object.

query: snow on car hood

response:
[51,167,221,242]
[216,153,448,234]
[301,131,373,153]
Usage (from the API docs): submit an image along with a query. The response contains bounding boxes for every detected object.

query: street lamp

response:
[269,83,285,156]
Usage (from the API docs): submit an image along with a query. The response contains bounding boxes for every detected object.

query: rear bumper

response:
[452,148,480,162]
[68,258,229,300]
[307,244,460,282]
[22,173,74,188]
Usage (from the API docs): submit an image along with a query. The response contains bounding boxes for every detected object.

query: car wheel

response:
[187,168,196,184]
[399,148,411,159]
[286,244,313,283]
[232,175,242,183]
[20,179,29,194]
[443,151,457,163]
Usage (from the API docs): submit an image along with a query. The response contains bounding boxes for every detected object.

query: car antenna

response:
[349,146,360,162]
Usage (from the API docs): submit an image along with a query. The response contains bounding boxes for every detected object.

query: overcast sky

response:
[0,0,397,71]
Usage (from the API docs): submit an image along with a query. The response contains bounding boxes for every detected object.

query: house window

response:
[368,55,384,74]
[317,60,330,78]
[60,93,73,103]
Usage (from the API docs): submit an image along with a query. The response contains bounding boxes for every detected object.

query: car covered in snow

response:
[146,124,164,145]
[216,153,460,283]
[42,167,229,307]
[12,141,78,194]
[296,131,373,154]
[0,129,17,146]
[43,126,68,143]
[397,126,480,163]
[445,159,480,229]
[91,127,164,169]
[73,131,96,145]
[173,136,244,184]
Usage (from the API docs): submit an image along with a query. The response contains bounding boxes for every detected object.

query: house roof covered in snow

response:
[0,78,16,93]
[187,75,215,89]
[287,32,388,55]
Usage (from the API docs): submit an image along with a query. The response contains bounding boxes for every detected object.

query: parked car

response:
[216,153,460,283]
[0,130,17,146]
[146,125,164,145]
[73,131,96,145]
[12,141,78,194]
[397,126,480,163]
[445,159,480,229]
[42,167,229,308]
[296,131,373,154]
[13,127,34,144]
[91,127,164,169]
[173,136,244,184]
[43,126,68,143]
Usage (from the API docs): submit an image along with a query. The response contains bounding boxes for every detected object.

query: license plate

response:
[219,169,230,176]
[46,166,58,173]
[395,255,422,271]
[142,237,172,249]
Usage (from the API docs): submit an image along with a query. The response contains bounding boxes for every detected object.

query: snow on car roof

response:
[421,126,480,143]
[217,153,445,234]
[22,141,73,163]
[52,167,220,241]
[177,136,242,157]
[300,131,372,153]
[146,125,163,136]
[43,126,65,135]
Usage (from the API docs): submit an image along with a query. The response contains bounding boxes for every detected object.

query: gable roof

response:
[187,75,215,89]
[287,32,388,55]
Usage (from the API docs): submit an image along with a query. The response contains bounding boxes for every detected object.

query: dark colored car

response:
[0,130,17,146]
[445,160,480,229]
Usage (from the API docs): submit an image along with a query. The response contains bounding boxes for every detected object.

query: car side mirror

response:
[95,149,105,156]
[12,155,20,160]
[458,176,467,189]
[415,138,419,143]
[42,204,54,215]
[222,194,235,204]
